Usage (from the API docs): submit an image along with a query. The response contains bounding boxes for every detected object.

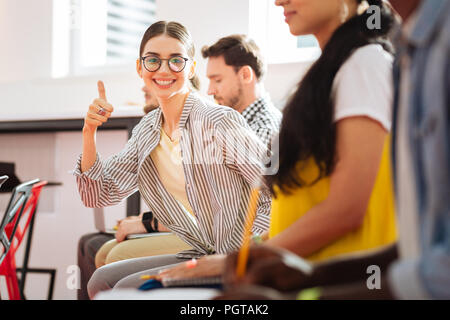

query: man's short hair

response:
[201,34,266,81]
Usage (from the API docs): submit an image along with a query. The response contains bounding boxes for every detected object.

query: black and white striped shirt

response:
[74,92,273,256]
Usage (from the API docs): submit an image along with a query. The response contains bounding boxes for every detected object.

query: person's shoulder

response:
[252,99,282,127]
[140,108,159,125]
[190,93,232,113]
[335,44,393,85]
[346,44,393,69]
[190,93,239,122]
[131,108,159,135]
[264,99,282,120]
[143,107,159,119]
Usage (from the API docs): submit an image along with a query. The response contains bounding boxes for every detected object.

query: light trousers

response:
[95,233,191,267]
[88,254,188,299]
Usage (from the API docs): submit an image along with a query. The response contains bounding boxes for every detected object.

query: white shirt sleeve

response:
[332,44,394,131]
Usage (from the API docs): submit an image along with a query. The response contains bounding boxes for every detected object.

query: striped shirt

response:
[241,96,282,148]
[74,92,273,256]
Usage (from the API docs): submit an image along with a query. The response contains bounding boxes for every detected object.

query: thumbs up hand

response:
[83,81,115,133]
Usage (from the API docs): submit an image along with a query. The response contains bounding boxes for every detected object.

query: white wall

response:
[0,0,312,299]
[0,0,310,119]
[0,0,252,120]
[155,0,251,100]
[0,0,53,83]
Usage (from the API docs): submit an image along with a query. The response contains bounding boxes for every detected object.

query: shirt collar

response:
[178,91,197,130]
[241,97,267,122]
[149,91,197,131]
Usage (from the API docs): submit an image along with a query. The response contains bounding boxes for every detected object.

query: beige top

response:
[150,128,194,217]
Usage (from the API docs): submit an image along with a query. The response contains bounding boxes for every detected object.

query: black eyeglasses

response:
[141,55,189,73]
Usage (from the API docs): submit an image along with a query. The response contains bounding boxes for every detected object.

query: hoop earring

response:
[340,0,349,24]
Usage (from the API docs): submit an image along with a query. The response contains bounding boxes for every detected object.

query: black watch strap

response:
[141,211,155,233]
[153,218,159,232]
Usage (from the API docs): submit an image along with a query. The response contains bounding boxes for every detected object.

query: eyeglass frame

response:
[140,55,190,73]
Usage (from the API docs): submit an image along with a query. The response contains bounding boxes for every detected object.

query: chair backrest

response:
[7,180,48,255]
[0,163,22,193]
[0,175,8,188]
[0,179,40,265]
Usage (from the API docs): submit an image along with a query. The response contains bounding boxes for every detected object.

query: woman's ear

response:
[136,58,143,78]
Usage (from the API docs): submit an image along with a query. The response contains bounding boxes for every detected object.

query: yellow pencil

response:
[140,275,161,281]
[236,188,260,278]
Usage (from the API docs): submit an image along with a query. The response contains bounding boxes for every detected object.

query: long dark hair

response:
[267,0,395,196]
[139,21,200,91]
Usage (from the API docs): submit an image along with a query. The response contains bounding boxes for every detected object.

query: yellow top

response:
[150,128,194,216]
[269,137,397,262]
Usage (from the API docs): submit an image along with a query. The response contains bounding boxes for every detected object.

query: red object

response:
[185,258,197,269]
[0,180,47,300]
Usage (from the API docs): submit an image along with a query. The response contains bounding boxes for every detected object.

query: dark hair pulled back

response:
[267,0,395,196]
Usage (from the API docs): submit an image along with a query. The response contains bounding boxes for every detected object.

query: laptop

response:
[93,207,116,235]
[127,232,171,240]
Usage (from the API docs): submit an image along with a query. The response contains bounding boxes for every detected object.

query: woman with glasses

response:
[74,20,271,298]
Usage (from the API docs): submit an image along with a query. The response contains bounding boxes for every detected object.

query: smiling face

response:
[275,0,343,36]
[206,55,244,110]
[137,34,195,101]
